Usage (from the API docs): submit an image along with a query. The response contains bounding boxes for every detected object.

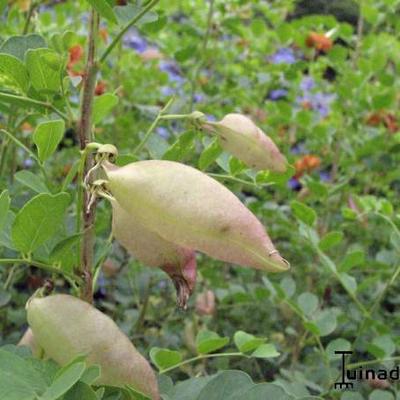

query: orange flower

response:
[99,28,108,43]
[21,122,33,133]
[68,44,84,65]
[366,111,399,133]
[95,80,106,96]
[305,32,333,52]
[294,154,321,178]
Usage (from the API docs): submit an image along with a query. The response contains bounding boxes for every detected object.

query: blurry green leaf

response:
[15,171,50,193]
[233,331,265,353]
[0,288,11,307]
[149,347,182,371]
[0,53,29,92]
[162,131,197,161]
[315,310,337,337]
[0,348,47,400]
[369,389,395,400]
[39,361,86,400]
[250,344,280,359]
[0,190,10,231]
[25,48,63,93]
[297,292,318,316]
[86,0,117,24]
[11,193,70,253]
[64,382,97,400]
[250,18,266,36]
[291,201,317,226]
[326,338,351,360]
[92,93,118,124]
[230,383,288,400]
[0,211,15,250]
[229,157,245,176]
[339,272,357,294]
[33,119,65,162]
[319,231,343,251]
[0,34,46,60]
[198,370,253,400]
[198,139,222,170]
[339,250,365,272]
[114,4,158,26]
[175,45,197,62]
[196,331,229,354]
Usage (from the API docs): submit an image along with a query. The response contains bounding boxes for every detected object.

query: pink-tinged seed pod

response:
[102,160,289,272]
[18,328,43,358]
[195,290,216,316]
[112,200,196,308]
[202,113,287,172]
[27,294,159,400]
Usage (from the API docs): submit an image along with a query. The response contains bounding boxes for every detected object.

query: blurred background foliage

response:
[1,0,400,399]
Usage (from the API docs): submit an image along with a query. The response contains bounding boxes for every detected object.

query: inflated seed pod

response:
[18,328,42,358]
[27,294,159,400]
[202,113,287,172]
[112,200,196,308]
[102,160,289,272]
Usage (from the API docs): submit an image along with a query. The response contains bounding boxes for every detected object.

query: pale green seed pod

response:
[203,113,287,172]
[102,160,289,272]
[112,200,196,308]
[27,295,159,400]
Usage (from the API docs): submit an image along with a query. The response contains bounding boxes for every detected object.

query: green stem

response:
[133,115,161,155]
[0,258,79,282]
[208,173,271,188]
[347,356,400,370]
[99,0,161,63]
[1,128,38,162]
[0,92,68,120]
[160,352,245,374]
[188,0,215,111]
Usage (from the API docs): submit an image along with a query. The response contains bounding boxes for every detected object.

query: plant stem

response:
[208,173,273,188]
[99,0,161,63]
[347,356,400,370]
[133,115,161,156]
[160,352,245,374]
[77,9,100,303]
[188,0,215,111]
[0,92,68,120]
[23,1,37,34]
[0,258,79,282]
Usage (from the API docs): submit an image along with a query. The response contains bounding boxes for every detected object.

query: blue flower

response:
[268,89,288,101]
[160,86,176,97]
[159,61,184,83]
[300,76,315,91]
[269,48,297,64]
[288,177,302,191]
[123,30,147,53]
[156,126,170,139]
[319,170,331,182]
[193,93,204,103]
[290,142,307,155]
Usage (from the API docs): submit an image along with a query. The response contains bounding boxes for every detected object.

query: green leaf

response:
[315,310,337,337]
[198,371,253,400]
[149,347,182,371]
[92,93,119,124]
[230,383,288,400]
[0,190,10,231]
[0,348,47,400]
[114,3,158,26]
[39,361,86,400]
[291,200,317,226]
[162,131,197,161]
[49,234,81,272]
[0,53,29,93]
[233,331,265,353]
[196,330,229,354]
[33,119,65,162]
[86,0,117,24]
[297,292,319,316]
[319,231,343,251]
[11,193,70,254]
[15,170,50,193]
[0,211,15,250]
[80,365,101,385]
[326,338,351,360]
[339,250,365,272]
[64,382,98,400]
[0,34,47,60]
[198,139,222,170]
[250,343,280,359]
[25,48,63,93]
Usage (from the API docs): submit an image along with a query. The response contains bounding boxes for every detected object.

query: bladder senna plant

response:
[27,294,159,400]
[112,200,196,309]
[201,113,287,172]
[100,159,289,273]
